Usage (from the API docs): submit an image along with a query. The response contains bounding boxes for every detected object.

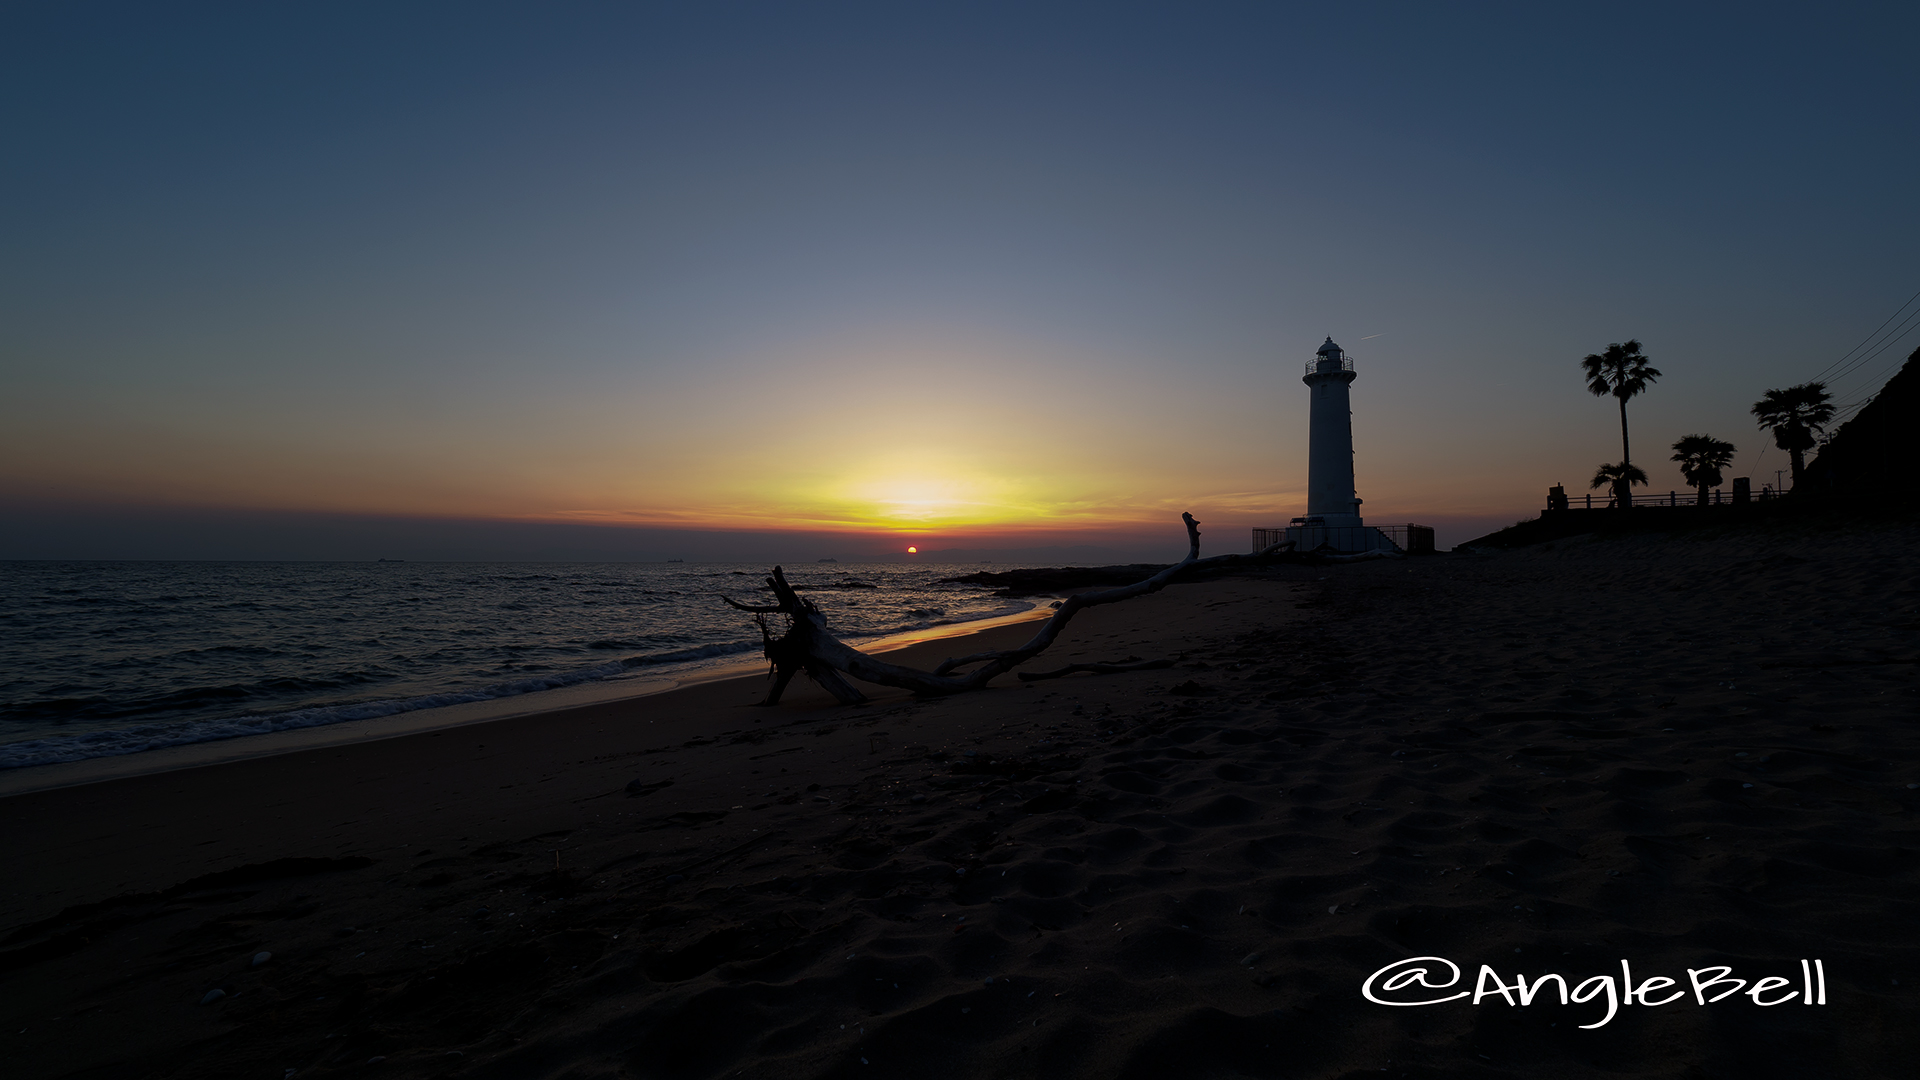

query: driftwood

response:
[721,512,1284,706]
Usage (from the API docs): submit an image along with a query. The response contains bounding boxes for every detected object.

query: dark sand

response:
[4,520,1918,1079]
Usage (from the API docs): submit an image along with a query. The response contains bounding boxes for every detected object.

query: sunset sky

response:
[4,3,1917,560]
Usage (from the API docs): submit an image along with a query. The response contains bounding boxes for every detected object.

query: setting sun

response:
[907,546,917,553]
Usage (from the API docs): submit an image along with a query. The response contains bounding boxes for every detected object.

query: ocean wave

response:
[840,602,1039,642]
[0,562,1046,770]
[0,672,388,725]
[0,693,505,769]
[585,633,700,650]
[0,641,759,770]
[617,640,763,668]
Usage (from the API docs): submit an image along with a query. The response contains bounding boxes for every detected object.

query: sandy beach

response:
[5,517,1918,1079]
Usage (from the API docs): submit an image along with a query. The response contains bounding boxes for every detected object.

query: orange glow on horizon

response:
[0,317,1537,543]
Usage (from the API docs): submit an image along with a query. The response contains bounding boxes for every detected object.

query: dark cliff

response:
[1804,344,1920,495]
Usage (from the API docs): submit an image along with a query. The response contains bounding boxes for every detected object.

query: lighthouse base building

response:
[1256,337,1433,555]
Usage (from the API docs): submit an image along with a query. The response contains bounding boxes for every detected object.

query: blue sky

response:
[3,2,1916,558]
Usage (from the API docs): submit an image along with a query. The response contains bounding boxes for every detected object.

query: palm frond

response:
[1580,340,1662,400]
[1752,382,1835,432]
[1589,461,1650,489]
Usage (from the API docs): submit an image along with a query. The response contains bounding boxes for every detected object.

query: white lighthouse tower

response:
[1284,336,1398,552]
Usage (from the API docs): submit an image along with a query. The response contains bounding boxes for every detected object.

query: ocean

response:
[0,560,1040,769]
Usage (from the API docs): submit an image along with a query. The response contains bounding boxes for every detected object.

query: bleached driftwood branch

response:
[720,512,1291,706]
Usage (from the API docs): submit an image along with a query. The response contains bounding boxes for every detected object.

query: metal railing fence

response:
[1548,488,1785,510]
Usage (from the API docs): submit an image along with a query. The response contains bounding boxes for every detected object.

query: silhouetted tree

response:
[1581,340,1662,488]
[1590,461,1648,508]
[1751,382,1834,488]
[1670,434,1737,506]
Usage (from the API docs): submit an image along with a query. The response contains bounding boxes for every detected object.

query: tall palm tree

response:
[1590,461,1649,509]
[1581,340,1663,481]
[1670,434,1737,506]
[1750,382,1834,488]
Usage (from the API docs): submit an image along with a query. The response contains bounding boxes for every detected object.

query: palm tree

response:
[1581,340,1663,482]
[1590,461,1649,509]
[1670,434,1737,506]
[1750,382,1834,488]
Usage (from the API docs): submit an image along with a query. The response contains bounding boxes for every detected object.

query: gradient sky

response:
[4,2,1917,559]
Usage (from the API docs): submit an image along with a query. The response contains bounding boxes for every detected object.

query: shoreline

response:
[1,576,1280,943]
[0,600,1050,799]
[5,528,1914,1078]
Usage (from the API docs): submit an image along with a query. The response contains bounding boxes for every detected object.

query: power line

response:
[1820,334,1912,430]
[1824,324,1920,425]
[1740,440,1769,488]
[1737,284,1920,480]
[1781,286,1920,447]
[1808,284,1920,384]
[1832,309,1920,381]
[1820,305,1920,389]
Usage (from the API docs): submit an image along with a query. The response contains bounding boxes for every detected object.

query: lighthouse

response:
[1305,336,1362,525]
[1283,336,1400,553]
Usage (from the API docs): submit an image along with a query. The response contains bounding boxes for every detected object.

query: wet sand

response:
[3,519,1917,1079]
